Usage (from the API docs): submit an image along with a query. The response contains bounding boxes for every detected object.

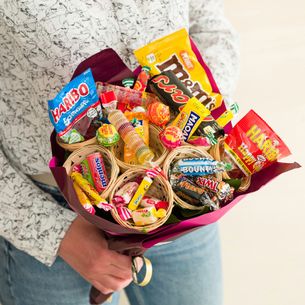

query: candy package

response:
[134,28,223,110]
[224,110,291,176]
[96,82,161,112]
[48,69,102,143]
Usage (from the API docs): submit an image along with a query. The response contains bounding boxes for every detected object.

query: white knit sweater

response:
[0,0,239,265]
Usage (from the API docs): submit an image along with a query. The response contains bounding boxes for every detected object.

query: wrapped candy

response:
[112,182,139,205]
[70,172,112,211]
[172,176,219,209]
[132,207,166,226]
[172,158,232,176]
[147,101,170,126]
[86,152,109,193]
[159,126,183,149]
[108,110,155,165]
[73,182,96,215]
[140,196,169,210]
[133,66,151,92]
[96,124,120,147]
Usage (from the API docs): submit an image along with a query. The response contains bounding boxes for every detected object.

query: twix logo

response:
[156,54,214,108]
[151,75,189,104]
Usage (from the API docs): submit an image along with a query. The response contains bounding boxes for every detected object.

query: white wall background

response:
[221,1,305,305]
[121,1,305,304]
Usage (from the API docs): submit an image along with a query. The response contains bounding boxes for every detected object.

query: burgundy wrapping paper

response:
[49,48,301,304]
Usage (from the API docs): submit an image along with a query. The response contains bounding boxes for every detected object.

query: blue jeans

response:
[0,183,222,305]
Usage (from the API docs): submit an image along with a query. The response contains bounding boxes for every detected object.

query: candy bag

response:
[224,110,291,176]
[134,28,222,111]
[48,69,101,143]
[123,112,150,164]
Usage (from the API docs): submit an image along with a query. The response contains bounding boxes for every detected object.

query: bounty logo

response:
[181,111,200,141]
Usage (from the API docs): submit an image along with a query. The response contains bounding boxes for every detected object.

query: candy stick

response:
[73,182,96,215]
[70,172,112,211]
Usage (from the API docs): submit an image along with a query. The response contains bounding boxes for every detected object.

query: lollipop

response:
[96,124,120,147]
[159,126,183,149]
[147,102,170,126]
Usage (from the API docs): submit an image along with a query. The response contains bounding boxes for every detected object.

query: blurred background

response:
[121,0,305,304]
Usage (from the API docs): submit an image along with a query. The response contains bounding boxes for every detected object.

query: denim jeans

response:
[0,183,222,305]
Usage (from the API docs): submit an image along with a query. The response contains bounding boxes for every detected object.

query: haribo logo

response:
[51,83,89,123]
[246,125,279,161]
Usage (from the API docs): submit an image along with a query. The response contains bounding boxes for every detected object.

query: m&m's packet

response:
[134,28,223,111]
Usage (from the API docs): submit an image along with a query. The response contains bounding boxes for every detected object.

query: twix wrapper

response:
[224,110,291,176]
[134,28,222,111]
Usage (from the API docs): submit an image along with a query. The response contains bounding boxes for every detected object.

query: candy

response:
[72,164,82,173]
[100,91,118,113]
[134,28,223,110]
[147,101,170,126]
[187,136,211,147]
[86,152,109,193]
[159,126,183,149]
[128,176,153,211]
[224,110,291,176]
[96,82,161,112]
[122,78,135,88]
[140,196,169,210]
[64,129,85,144]
[108,110,155,165]
[70,172,112,211]
[195,115,224,141]
[131,207,165,226]
[173,176,219,209]
[133,66,150,92]
[145,166,163,179]
[149,71,193,114]
[171,97,210,141]
[117,206,132,221]
[123,112,149,165]
[48,68,101,143]
[215,109,234,128]
[80,159,94,186]
[172,158,232,176]
[112,182,139,205]
[194,176,234,202]
[73,182,95,215]
[96,124,119,147]
[132,106,146,113]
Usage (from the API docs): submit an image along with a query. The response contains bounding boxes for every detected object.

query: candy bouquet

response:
[49,29,300,304]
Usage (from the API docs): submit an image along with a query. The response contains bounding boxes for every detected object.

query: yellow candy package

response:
[171,97,210,141]
[124,112,150,164]
[134,28,222,111]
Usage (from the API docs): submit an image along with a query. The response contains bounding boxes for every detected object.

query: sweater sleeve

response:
[189,0,240,102]
[0,144,77,266]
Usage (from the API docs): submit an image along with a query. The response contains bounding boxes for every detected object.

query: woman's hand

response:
[58,215,134,294]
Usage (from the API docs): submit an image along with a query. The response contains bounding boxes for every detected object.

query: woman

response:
[0,1,239,304]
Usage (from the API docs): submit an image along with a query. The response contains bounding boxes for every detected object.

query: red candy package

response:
[224,110,291,176]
